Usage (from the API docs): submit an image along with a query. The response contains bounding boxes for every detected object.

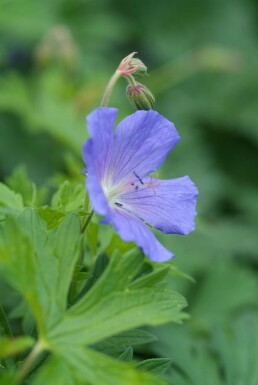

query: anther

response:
[115,202,123,207]
[133,171,144,185]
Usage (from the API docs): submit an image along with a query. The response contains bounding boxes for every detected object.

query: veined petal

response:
[83,107,118,181]
[109,110,180,186]
[83,139,111,216]
[108,209,174,262]
[118,176,198,235]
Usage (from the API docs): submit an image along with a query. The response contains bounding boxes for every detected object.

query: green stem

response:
[100,69,121,106]
[126,74,137,87]
[80,209,94,233]
[14,341,45,385]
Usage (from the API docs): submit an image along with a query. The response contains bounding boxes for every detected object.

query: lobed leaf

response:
[136,358,173,375]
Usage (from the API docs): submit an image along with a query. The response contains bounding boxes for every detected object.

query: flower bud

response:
[126,82,155,110]
[118,52,147,76]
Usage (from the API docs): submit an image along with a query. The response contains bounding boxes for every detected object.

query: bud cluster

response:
[118,52,155,111]
[127,82,155,111]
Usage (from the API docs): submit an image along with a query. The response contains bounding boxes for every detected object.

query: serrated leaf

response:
[52,181,85,212]
[47,213,81,312]
[5,166,41,207]
[32,347,167,385]
[105,233,135,255]
[48,248,187,346]
[0,183,23,211]
[129,267,169,289]
[72,253,109,303]
[118,346,133,361]
[0,213,45,335]
[31,355,76,385]
[49,286,187,346]
[93,329,158,354]
[136,358,172,375]
[70,249,144,314]
[37,207,65,229]
[0,336,34,358]
[0,209,81,337]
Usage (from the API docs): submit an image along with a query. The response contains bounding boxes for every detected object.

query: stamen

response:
[115,202,123,207]
[145,178,157,196]
[133,171,144,185]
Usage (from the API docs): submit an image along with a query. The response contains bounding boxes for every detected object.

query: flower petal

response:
[119,176,198,235]
[83,107,118,181]
[108,209,174,262]
[82,107,118,216]
[83,139,111,216]
[110,110,180,185]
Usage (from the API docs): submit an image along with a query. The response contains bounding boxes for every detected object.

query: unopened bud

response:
[126,82,155,110]
[118,52,147,76]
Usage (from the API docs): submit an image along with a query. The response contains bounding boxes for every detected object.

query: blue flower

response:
[83,107,198,262]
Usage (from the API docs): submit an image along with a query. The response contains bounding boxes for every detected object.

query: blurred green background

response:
[1,0,258,384]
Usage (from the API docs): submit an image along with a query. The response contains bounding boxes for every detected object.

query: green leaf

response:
[0,336,34,358]
[73,253,109,303]
[70,249,145,314]
[0,183,23,211]
[48,249,186,346]
[86,222,99,256]
[0,212,45,336]
[47,213,81,312]
[33,347,167,385]
[31,355,76,385]
[129,267,169,289]
[37,207,65,230]
[136,358,173,375]
[105,233,135,255]
[93,329,158,354]
[49,286,186,346]
[0,209,81,337]
[52,181,85,212]
[118,346,133,362]
[5,166,45,207]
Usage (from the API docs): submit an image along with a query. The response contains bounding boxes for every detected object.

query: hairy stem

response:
[126,74,137,87]
[80,209,94,233]
[14,341,45,385]
[100,69,121,106]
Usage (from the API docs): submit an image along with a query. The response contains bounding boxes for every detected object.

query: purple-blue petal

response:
[110,109,180,184]
[119,176,198,235]
[108,209,174,262]
[83,139,110,216]
[83,107,118,181]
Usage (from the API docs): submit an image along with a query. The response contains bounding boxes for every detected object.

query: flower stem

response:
[14,341,45,385]
[126,74,137,87]
[80,208,94,233]
[100,69,121,107]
